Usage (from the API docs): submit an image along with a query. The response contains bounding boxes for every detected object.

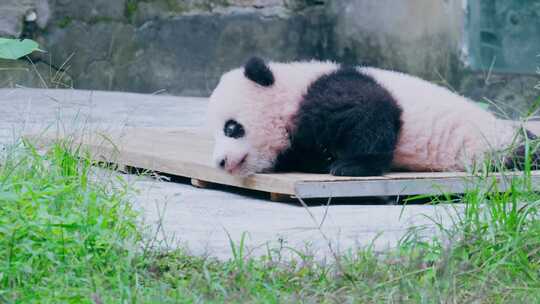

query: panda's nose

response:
[218,158,226,169]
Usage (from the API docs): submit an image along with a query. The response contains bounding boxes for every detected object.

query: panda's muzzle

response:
[218,153,248,174]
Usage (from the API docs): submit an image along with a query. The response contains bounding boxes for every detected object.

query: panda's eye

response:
[223,119,245,138]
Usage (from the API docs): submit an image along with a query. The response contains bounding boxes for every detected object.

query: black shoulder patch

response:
[244,57,275,87]
[273,67,403,176]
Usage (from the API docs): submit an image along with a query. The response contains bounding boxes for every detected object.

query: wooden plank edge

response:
[191,178,211,189]
[294,174,540,198]
[79,142,298,195]
[269,192,296,202]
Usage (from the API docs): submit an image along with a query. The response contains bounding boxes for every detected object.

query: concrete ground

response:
[0,88,463,260]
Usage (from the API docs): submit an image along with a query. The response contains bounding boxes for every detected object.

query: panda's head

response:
[207,57,295,176]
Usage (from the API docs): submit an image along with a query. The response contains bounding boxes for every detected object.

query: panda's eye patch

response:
[223,119,245,138]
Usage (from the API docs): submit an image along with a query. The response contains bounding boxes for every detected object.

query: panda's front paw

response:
[329,160,383,176]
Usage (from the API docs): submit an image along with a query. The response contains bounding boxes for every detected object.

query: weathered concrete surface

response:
[328,0,464,81]
[132,182,462,259]
[0,87,463,260]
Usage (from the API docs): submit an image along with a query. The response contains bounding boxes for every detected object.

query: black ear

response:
[244,57,275,87]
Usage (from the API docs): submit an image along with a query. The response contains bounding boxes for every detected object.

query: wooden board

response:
[29,128,540,200]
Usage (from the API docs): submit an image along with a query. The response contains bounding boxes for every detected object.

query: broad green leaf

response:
[0,38,41,60]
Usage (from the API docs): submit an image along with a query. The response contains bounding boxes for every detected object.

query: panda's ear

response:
[244,56,275,87]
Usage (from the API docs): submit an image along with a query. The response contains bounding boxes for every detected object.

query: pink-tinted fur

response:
[361,67,516,171]
[207,60,518,175]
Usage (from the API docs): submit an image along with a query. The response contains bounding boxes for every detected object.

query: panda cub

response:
[207,56,537,177]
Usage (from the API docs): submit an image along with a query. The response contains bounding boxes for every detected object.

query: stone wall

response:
[0,0,538,117]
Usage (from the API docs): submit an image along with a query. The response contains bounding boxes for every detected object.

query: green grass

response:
[2,138,540,303]
[0,140,141,303]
